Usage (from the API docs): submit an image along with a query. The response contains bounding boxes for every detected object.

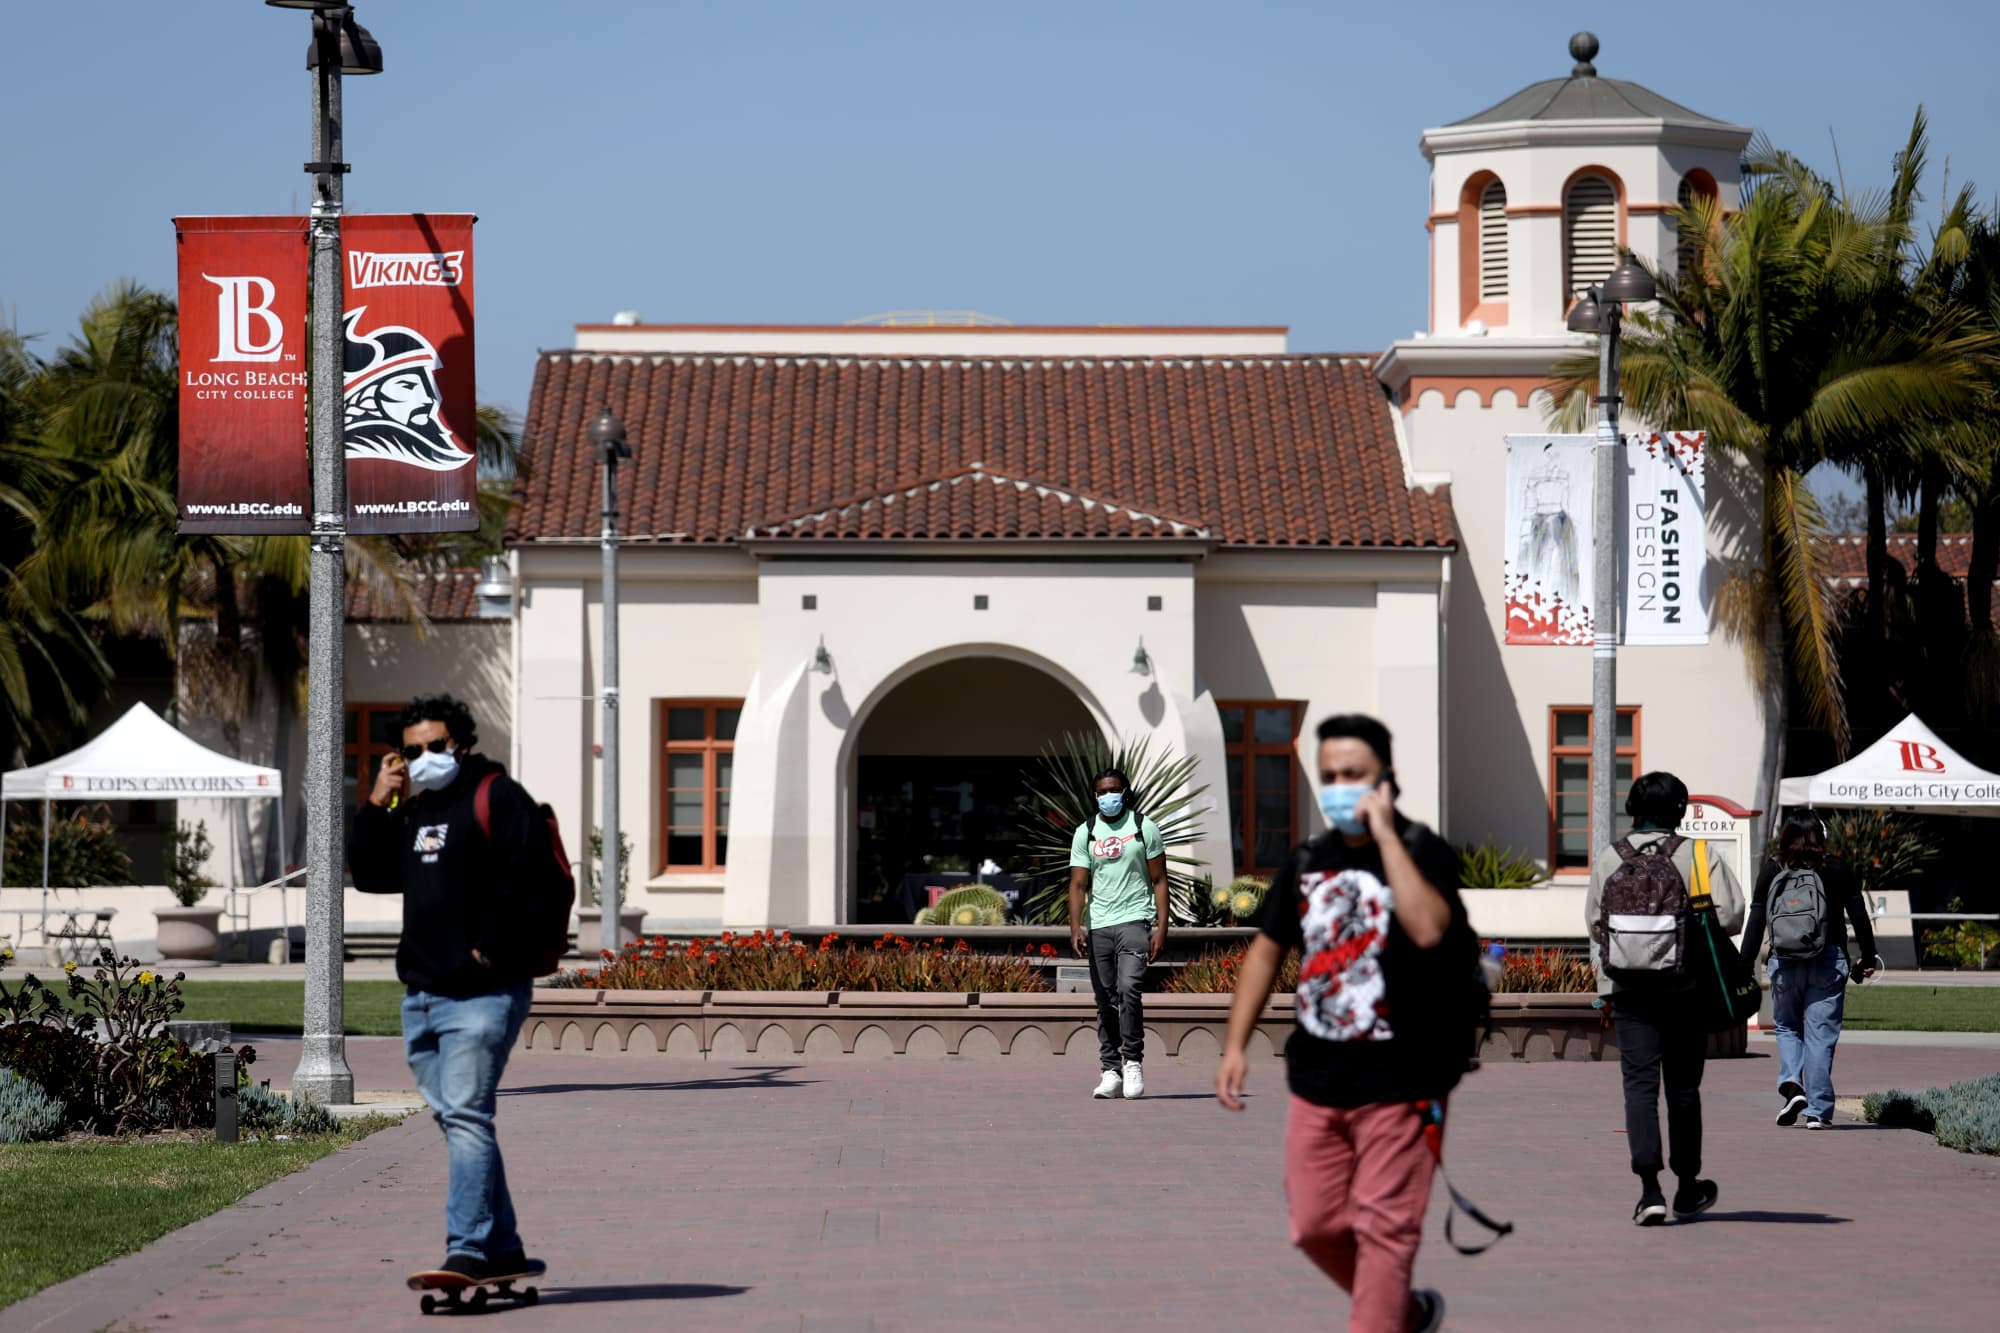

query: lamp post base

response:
[291,1036,356,1107]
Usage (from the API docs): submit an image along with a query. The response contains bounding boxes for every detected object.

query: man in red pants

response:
[1216,714,1472,1333]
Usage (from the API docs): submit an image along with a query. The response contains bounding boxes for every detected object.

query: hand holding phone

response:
[370,752,410,808]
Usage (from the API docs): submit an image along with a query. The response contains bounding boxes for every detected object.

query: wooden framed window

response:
[659,701,740,872]
[1549,706,1640,873]
[1218,701,1301,876]
[343,702,404,810]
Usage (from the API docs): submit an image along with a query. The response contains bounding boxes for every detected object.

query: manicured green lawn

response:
[1843,985,2000,1032]
[172,980,407,1036]
[0,1138,345,1309]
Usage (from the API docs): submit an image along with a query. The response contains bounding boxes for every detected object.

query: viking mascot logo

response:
[342,308,472,471]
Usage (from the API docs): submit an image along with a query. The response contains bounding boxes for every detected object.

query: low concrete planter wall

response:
[523,989,1675,1063]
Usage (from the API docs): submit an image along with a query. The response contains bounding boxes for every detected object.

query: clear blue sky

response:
[4,0,1997,429]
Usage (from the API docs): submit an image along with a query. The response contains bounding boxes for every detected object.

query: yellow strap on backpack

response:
[1689,837,1712,906]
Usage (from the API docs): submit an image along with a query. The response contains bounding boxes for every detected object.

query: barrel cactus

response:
[1226,876,1269,923]
[923,885,1009,927]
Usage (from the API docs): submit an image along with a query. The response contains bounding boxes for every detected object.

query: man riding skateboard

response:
[349,694,552,1284]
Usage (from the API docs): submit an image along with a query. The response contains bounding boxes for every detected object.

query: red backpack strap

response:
[473,772,501,839]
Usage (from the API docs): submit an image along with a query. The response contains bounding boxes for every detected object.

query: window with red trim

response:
[1218,701,1301,876]
[1549,706,1639,873]
[659,701,740,872]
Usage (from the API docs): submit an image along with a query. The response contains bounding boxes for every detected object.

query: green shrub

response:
[916,885,1007,927]
[1826,809,1939,903]
[238,1083,339,1136]
[1863,1072,2000,1155]
[1920,900,2000,969]
[0,1067,67,1143]
[2,805,132,887]
[1457,838,1545,889]
[164,820,217,908]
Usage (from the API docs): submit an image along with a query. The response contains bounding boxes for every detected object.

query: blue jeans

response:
[403,984,532,1261]
[1769,944,1848,1120]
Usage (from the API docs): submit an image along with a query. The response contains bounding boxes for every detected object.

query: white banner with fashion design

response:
[1620,431,1708,645]
[1503,435,1596,645]
[1503,432,1708,646]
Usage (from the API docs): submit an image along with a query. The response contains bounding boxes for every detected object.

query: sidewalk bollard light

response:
[216,1049,238,1144]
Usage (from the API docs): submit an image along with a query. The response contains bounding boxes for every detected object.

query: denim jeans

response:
[1088,920,1151,1068]
[403,983,533,1261]
[1770,944,1848,1120]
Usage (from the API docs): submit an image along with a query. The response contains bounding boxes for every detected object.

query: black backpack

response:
[1596,835,1692,978]
[474,772,577,976]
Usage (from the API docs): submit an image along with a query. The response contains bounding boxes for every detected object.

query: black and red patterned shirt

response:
[1256,821,1467,1108]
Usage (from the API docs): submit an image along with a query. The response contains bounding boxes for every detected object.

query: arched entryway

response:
[847,656,1100,923]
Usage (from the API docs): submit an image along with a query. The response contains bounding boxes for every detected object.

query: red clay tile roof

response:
[345,568,486,623]
[747,463,1211,541]
[1820,533,1972,582]
[510,352,1456,550]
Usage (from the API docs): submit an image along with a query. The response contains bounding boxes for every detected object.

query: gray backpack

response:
[1767,865,1830,960]
[1597,835,1691,976]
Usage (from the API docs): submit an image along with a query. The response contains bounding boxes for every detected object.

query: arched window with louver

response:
[1479,179,1509,302]
[1564,172,1619,300]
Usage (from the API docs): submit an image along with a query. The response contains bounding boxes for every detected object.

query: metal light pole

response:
[588,407,631,956]
[1567,253,1658,860]
[269,0,383,1106]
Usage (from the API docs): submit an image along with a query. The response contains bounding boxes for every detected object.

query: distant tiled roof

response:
[1820,533,1972,582]
[345,568,485,623]
[511,352,1456,551]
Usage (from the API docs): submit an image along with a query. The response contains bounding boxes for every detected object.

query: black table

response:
[891,871,1023,923]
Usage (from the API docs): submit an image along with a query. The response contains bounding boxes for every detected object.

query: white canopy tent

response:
[1779,713,2000,818]
[2,703,285,943]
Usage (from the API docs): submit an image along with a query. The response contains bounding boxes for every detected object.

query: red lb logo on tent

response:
[1898,741,1946,773]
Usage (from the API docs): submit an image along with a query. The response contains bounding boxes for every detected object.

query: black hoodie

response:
[347,752,549,997]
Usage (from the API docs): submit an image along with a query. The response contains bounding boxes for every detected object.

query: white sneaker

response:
[1092,1069,1122,1100]
[1121,1061,1145,1099]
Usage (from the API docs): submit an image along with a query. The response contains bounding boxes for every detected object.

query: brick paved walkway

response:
[5,1041,1997,1332]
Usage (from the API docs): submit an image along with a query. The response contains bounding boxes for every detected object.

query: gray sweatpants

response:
[1088,920,1151,1069]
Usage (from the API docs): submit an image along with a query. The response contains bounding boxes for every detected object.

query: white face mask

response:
[406,748,460,793]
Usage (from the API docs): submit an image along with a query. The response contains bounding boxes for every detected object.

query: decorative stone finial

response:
[1569,31,1599,77]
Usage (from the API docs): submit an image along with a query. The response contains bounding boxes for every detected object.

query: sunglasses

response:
[398,738,453,762]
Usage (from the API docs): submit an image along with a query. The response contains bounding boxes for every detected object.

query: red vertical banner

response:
[175,216,311,534]
[341,214,478,533]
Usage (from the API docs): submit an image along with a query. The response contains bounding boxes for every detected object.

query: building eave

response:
[1419,116,1754,161]
[1374,336,1591,393]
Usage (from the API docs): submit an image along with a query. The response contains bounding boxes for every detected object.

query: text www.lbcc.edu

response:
[354,500,474,515]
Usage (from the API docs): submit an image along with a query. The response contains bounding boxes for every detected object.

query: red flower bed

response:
[574,930,1055,993]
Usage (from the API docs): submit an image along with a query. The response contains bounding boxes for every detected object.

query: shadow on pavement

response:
[502,1066,818,1096]
[541,1283,750,1306]
[1698,1210,1851,1225]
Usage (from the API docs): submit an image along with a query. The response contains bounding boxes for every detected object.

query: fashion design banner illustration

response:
[175,216,312,534]
[1621,432,1709,645]
[1503,435,1596,644]
[342,214,478,534]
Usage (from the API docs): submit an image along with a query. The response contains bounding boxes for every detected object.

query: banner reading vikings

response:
[341,214,479,534]
[1620,431,1709,645]
[175,216,311,534]
[1503,435,1597,645]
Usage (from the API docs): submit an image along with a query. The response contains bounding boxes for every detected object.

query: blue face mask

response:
[1096,793,1125,819]
[407,749,461,793]
[1317,782,1373,835]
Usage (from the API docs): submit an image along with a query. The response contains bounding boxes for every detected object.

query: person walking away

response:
[1586,771,1744,1226]
[349,694,553,1282]
[1068,767,1168,1100]
[1216,715,1471,1333]
[1741,810,1880,1129]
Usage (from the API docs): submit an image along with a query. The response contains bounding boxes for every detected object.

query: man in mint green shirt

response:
[1067,768,1169,1099]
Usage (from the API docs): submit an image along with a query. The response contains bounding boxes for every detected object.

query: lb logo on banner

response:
[1502,435,1597,645]
[175,216,312,534]
[173,214,478,535]
[1622,432,1708,645]
[341,214,478,535]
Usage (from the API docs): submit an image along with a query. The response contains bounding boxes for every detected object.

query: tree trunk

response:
[1917,454,1945,579]
[1971,489,1999,638]
[1865,463,1888,641]
[1753,596,1790,845]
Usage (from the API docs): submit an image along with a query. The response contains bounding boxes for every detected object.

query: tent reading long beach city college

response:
[1780,714,2000,819]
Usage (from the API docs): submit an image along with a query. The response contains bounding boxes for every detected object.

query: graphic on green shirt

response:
[1069,811,1164,928]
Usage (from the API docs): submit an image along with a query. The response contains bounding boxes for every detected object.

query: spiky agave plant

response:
[1017,731,1210,925]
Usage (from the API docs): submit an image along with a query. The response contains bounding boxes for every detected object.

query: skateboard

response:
[406,1266,544,1314]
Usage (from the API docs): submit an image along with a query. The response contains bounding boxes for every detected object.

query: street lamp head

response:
[1566,288,1603,334]
[588,406,632,461]
[1601,252,1657,304]
[305,11,384,75]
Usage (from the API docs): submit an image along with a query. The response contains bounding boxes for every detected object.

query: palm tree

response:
[1549,137,1998,819]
